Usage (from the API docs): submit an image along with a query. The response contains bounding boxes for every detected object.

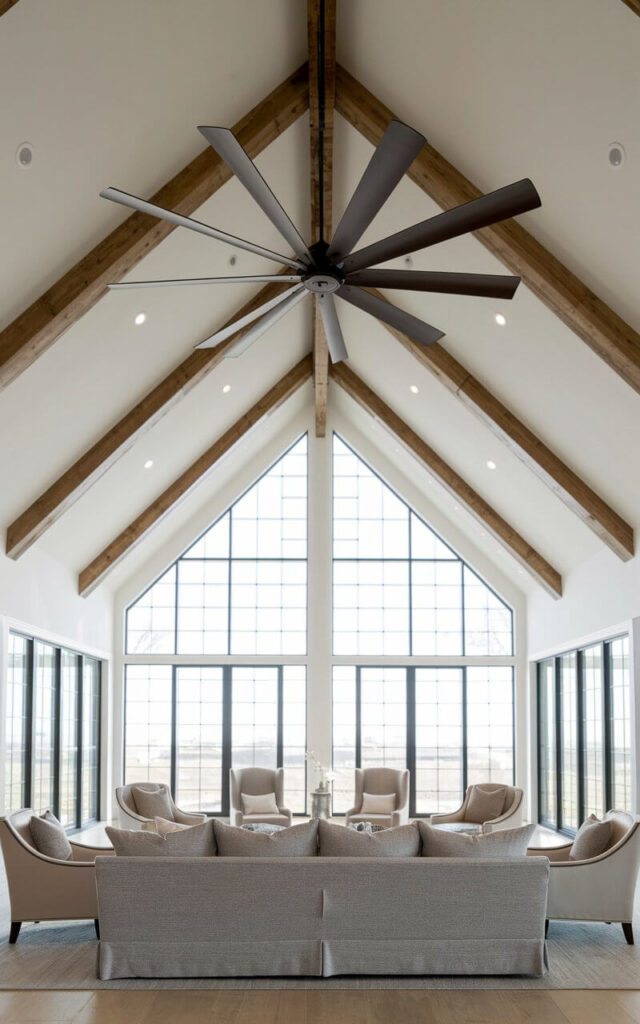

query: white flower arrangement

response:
[305,750,336,791]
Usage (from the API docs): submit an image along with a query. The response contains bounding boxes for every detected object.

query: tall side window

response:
[538,659,557,828]
[33,643,57,816]
[609,636,631,811]
[5,634,30,813]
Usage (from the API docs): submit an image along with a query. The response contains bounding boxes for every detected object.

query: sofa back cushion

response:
[241,792,279,815]
[29,810,73,861]
[420,822,535,858]
[214,819,318,857]
[106,820,216,857]
[464,785,507,823]
[319,820,420,857]
[131,785,174,821]
[570,815,612,861]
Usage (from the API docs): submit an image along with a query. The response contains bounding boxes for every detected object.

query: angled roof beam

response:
[330,361,563,598]
[335,66,640,396]
[0,63,309,391]
[6,279,291,559]
[78,355,312,596]
[0,1,20,16]
[308,0,336,436]
[367,288,634,561]
[621,1,640,16]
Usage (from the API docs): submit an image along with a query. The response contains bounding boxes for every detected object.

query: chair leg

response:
[9,922,21,944]
[622,922,634,945]
[94,919,100,940]
[545,919,549,937]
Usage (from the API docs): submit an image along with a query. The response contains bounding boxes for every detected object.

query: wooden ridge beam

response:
[6,279,291,559]
[330,361,563,598]
[0,63,309,391]
[308,0,336,436]
[78,355,313,596]
[367,288,634,561]
[335,65,640,395]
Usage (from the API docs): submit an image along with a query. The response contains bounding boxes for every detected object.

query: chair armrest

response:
[431,809,464,824]
[172,810,206,826]
[70,842,115,861]
[527,843,573,862]
[278,806,292,822]
[345,807,360,821]
[391,809,408,827]
[232,811,243,827]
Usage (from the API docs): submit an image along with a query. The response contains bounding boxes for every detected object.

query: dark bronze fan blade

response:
[345,269,520,299]
[337,285,444,346]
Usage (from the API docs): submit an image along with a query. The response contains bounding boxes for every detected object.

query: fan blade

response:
[345,269,520,299]
[198,126,312,263]
[196,284,305,348]
[338,285,444,347]
[100,187,306,270]
[196,284,306,350]
[341,178,541,274]
[317,293,348,363]
[108,274,302,290]
[217,288,309,358]
[328,120,425,260]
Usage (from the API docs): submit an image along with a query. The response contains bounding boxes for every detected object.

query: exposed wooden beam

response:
[620,0,640,16]
[335,66,640,396]
[367,288,634,562]
[330,362,563,598]
[78,355,312,596]
[6,279,291,559]
[308,0,335,436]
[0,1,20,16]
[0,64,309,392]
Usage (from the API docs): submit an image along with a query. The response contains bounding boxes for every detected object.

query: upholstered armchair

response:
[0,809,114,943]
[345,768,410,828]
[528,810,640,944]
[115,782,206,831]
[229,767,293,827]
[431,783,523,834]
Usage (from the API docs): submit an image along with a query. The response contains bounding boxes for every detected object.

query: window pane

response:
[415,668,463,814]
[560,653,578,831]
[230,560,307,656]
[5,634,29,813]
[466,666,514,787]
[463,567,513,656]
[33,643,57,815]
[126,566,176,655]
[176,559,228,655]
[59,651,79,828]
[609,636,631,812]
[538,659,557,827]
[332,667,356,814]
[583,645,604,819]
[82,658,100,824]
[333,560,410,655]
[124,665,172,785]
[412,561,463,656]
[175,668,223,813]
[231,668,278,770]
[282,666,306,814]
[360,668,406,771]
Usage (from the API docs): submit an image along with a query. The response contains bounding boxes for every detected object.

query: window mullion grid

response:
[76,654,83,829]
[555,656,563,833]
[576,648,585,825]
[53,647,61,820]
[221,666,232,816]
[355,667,361,769]
[25,638,35,809]
[277,666,284,768]
[462,667,468,795]
[407,667,416,817]
[170,667,177,798]
[603,641,613,813]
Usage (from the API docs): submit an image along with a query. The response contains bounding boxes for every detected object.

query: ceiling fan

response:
[101,121,541,365]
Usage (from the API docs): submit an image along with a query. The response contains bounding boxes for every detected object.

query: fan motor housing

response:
[303,271,343,294]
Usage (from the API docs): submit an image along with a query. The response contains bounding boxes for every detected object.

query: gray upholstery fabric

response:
[420,822,536,858]
[131,785,174,821]
[213,819,318,857]
[570,814,612,861]
[465,785,507,823]
[319,820,420,857]
[95,855,549,979]
[106,820,216,857]
[154,816,191,835]
[29,810,73,861]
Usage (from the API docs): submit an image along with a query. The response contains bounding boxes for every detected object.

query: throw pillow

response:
[106,819,216,857]
[464,786,507,824]
[29,810,73,861]
[360,792,396,814]
[570,815,612,861]
[154,816,191,835]
[419,821,535,858]
[241,791,279,815]
[131,785,174,821]
[214,819,318,857]
[319,819,420,857]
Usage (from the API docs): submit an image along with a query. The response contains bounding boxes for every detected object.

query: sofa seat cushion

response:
[106,820,216,857]
[465,786,507,824]
[214,819,318,857]
[30,810,73,861]
[570,815,612,861]
[319,820,420,857]
[131,785,174,821]
[420,822,535,858]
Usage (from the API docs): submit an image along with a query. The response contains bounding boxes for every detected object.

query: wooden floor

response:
[1,989,640,1023]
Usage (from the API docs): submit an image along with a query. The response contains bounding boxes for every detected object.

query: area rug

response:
[0,919,638,990]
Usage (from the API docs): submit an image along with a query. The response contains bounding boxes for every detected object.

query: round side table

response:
[310,789,332,820]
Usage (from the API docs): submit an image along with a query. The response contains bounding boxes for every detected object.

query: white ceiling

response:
[0,0,638,603]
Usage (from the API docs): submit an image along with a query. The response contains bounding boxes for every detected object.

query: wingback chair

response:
[345,768,410,828]
[0,809,114,943]
[528,810,640,944]
[431,783,523,834]
[115,782,206,831]
[229,767,292,827]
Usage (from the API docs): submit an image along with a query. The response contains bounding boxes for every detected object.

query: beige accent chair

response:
[431,783,524,834]
[229,767,292,827]
[115,782,206,831]
[0,809,114,943]
[345,768,410,828]
[528,810,640,945]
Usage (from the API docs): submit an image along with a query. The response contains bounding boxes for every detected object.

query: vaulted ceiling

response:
[0,0,638,602]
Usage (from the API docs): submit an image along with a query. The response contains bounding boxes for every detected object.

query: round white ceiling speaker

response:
[16,142,34,168]
[608,143,625,168]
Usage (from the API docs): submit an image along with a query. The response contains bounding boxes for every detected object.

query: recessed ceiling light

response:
[409,384,419,394]
[134,312,147,326]
[222,384,231,393]
[16,142,34,168]
[144,459,154,469]
[608,142,625,168]
[486,459,497,470]
[494,313,506,326]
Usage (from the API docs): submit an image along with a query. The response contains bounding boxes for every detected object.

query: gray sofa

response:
[96,855,549,979]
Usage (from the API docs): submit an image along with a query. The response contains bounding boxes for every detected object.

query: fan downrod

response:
[303,241,344,294]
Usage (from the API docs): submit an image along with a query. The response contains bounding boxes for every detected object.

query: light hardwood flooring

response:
[1,989,640,1023]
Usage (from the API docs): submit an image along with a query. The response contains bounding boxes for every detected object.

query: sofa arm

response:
[172,809,207,826]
